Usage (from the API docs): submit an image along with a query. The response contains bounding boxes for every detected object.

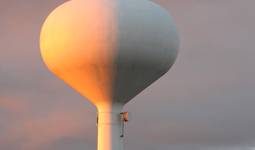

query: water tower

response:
[40,0,179,150]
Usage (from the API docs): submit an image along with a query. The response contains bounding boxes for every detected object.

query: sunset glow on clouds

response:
[0,95,95,150]
[1,0,255,150]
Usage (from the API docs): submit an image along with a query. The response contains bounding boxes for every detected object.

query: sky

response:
[1,0,255,150]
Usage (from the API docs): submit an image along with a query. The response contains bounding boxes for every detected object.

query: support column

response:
[97,105,124,150]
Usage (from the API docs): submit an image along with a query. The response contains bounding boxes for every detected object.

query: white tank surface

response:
[40,0,179,150]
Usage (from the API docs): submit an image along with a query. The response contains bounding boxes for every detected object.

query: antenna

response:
[40,0,179,150]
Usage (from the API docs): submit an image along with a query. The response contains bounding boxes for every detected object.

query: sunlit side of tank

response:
[40,0,118,111]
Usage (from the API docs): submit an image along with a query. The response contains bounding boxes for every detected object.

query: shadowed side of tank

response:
[112,0,179,104]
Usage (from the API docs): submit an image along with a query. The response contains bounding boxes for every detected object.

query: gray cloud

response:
[1,0,255,149]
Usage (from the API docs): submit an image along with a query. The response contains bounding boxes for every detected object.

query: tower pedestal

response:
[97,105,124,150]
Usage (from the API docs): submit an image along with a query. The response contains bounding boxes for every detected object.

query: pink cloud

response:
[0,96,29,113]
[4,107,91,150]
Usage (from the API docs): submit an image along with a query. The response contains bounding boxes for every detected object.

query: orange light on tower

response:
[40,0,179,150]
